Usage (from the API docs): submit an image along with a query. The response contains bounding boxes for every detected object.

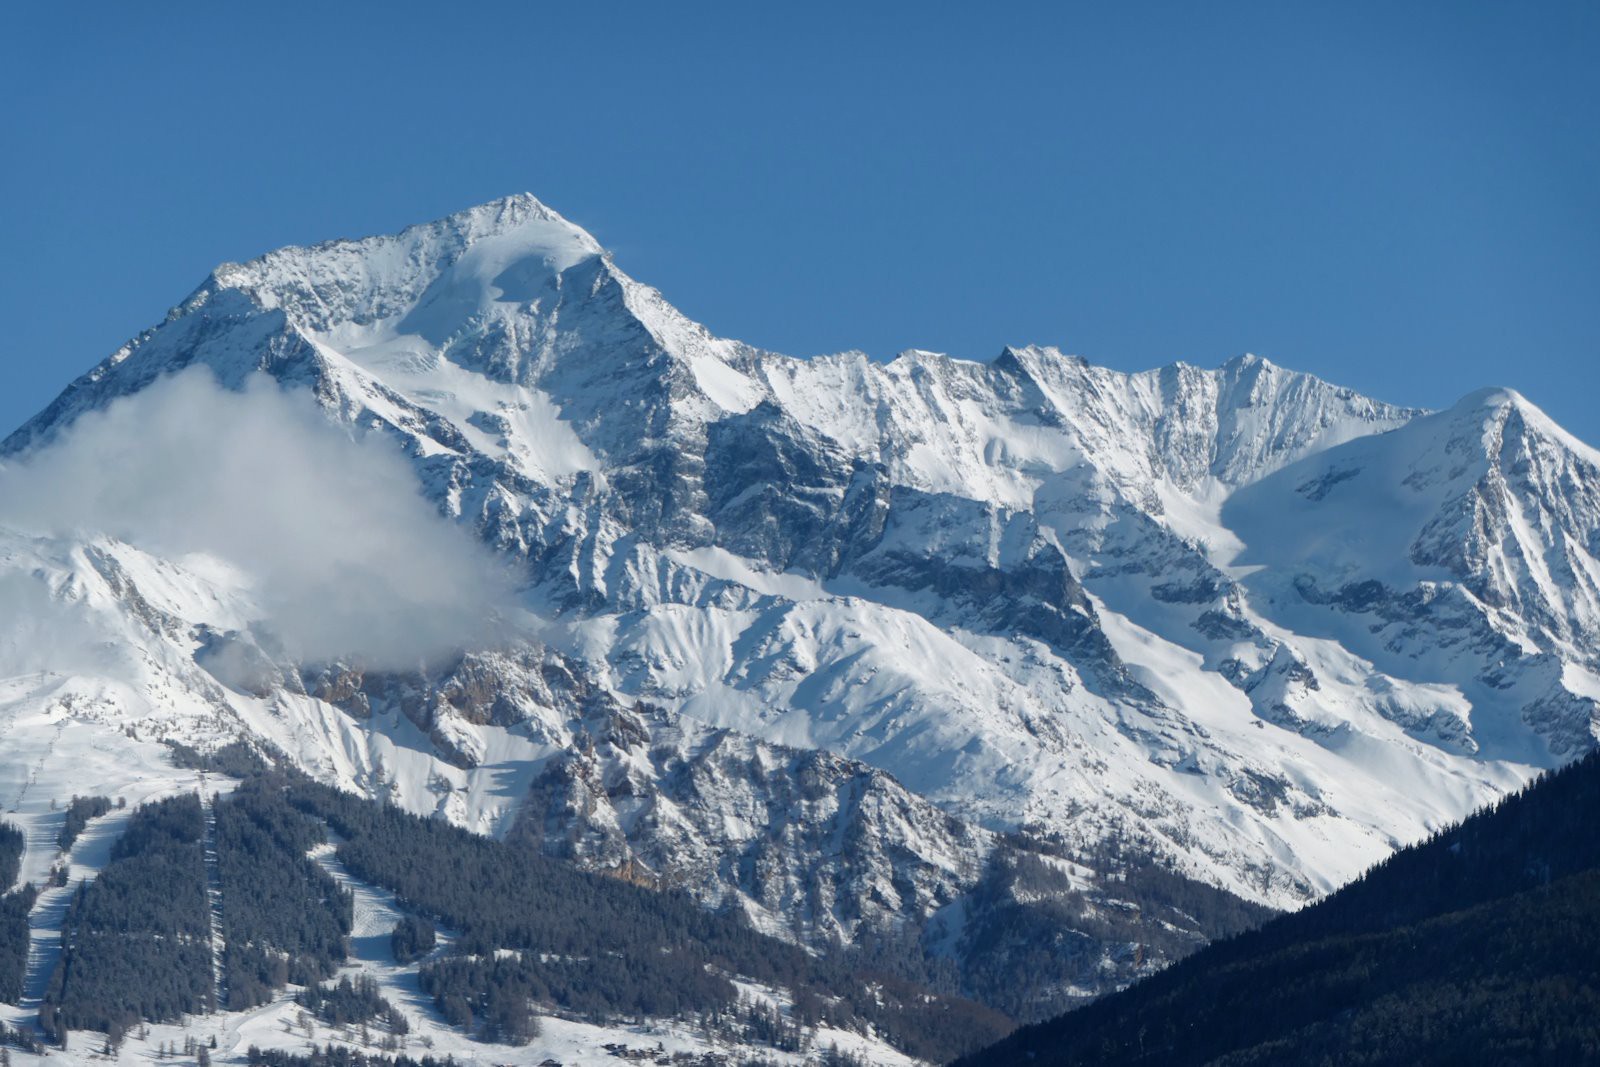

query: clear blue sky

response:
[2,2,1596,444]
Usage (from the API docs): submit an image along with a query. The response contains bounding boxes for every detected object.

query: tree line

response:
[295,975,407,1034]
[58,795,114,851]
[0,821,29,1004]
[245,1045,460,1067]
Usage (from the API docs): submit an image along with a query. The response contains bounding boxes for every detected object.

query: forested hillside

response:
[46,749,1593,1064]
[215,780,353,1008]
[42,795,213,1041]
[954,751,1600,1066]
[288,776,1011,1060]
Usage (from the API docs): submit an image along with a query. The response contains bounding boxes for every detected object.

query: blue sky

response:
[2,2,1596,444]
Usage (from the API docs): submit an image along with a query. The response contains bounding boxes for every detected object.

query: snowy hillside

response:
[0,193,1596,1058]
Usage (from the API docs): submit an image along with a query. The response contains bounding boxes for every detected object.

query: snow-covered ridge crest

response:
[3,192,1598,925]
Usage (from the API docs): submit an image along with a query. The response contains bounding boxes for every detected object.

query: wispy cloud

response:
[0,368,520,669]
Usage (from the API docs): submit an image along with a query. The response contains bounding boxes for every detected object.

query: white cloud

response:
[0,368,520,669]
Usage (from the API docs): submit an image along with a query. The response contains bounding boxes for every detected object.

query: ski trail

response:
[307,838,453,1029]
[18,804,136,1017]
[202,789,228,1012]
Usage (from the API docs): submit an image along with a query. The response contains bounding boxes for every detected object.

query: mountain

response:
[0,194,1597,1060]
[952,748,1600,1066]
[1223,386,1600,761]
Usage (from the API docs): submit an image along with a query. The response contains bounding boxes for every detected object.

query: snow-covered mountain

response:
[2,194,1597,1039]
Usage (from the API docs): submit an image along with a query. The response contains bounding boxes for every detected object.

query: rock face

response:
[2,194,1597,1007]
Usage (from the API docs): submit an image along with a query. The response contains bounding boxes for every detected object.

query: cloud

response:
[0,368,521,669]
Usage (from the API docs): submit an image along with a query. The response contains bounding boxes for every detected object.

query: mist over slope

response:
[0,368,519,669]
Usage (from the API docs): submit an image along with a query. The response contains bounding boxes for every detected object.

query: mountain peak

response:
[1220,351,1279,375]
[453,190,556,222]
[420,191,602,250]
[1454,384,1528,412]
[203,192,605,334]
[1449,385,1600,464]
